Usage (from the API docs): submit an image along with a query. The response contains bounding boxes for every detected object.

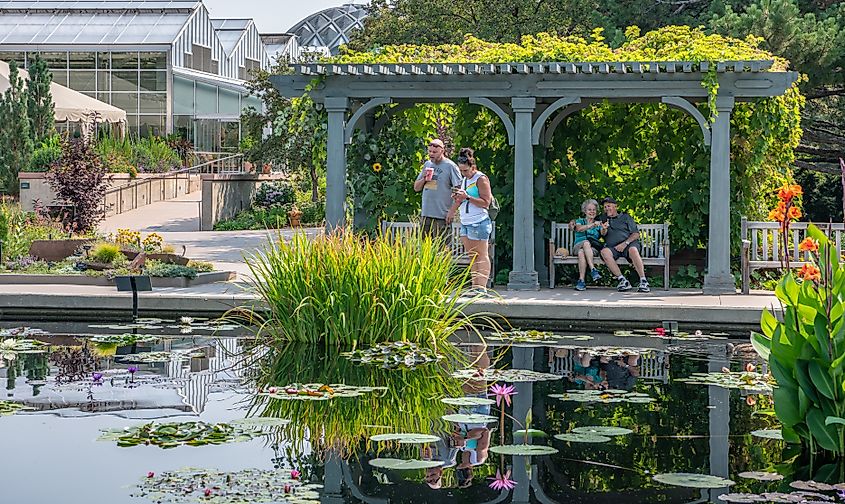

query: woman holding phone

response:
[446,147,493,293]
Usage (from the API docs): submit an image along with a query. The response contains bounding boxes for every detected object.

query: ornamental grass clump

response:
[751,184,845,455]
[239,229,485,346]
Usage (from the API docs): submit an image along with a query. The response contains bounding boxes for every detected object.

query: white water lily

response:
[404,354,416,367]
[0,338,19,361]
[180,327,194,334]
[179,316,194,325]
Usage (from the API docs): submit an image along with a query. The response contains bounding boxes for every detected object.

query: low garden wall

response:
[200,173,287,231]
[19,172,202,215]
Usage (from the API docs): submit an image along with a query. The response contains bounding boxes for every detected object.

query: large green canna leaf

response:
[806,224,829,247]
[770,357,798,390]
[776,275,800,306]
[781,425,801,444]
[795,360,820,404]
[813,314,831,363]
[761,310,780,339]
[809,360,836,400]
[773,385,803,428]
[750,332,771,361]
[807,407,842,453]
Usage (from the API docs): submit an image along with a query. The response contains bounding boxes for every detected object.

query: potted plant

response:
[288,205,302,227]
[262,163,272,174]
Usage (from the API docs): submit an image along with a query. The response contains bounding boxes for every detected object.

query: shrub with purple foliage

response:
[45,136,107,233]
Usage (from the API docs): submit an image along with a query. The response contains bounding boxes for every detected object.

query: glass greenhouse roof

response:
[288,3,367,53]
[0,11,190,44]
[212,18,251,54]
[0,1,199,11]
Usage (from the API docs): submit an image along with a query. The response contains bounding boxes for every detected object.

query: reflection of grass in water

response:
[250,343,465,456]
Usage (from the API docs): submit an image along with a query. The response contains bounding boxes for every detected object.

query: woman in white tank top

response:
[446,147,493,293]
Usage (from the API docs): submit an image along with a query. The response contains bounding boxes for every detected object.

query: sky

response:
[202,0,370,34]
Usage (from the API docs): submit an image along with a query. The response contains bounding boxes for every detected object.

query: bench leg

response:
[548,240,555,289]
[741,240,750,295]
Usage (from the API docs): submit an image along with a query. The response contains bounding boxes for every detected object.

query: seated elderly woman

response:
[569,198,603,291]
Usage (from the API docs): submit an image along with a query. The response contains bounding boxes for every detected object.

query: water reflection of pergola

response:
[272,61,797,293]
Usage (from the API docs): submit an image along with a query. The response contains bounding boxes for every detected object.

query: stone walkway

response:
[0,193,777,328]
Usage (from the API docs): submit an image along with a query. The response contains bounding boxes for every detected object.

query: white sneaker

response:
[616,278,632,291]
[638,278,651,293]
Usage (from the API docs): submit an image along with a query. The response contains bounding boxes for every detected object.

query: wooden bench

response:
[548,349,669,384]
[740,217,844,294]
[381,220,496,286]
[548,221,670,290]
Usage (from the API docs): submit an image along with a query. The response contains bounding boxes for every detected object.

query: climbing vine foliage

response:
[284,26,803,272]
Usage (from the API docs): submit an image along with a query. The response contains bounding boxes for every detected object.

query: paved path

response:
[0,194,770,329]
[100,191,202,233]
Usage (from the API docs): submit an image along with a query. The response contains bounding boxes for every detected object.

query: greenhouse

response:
[0,0,266,150]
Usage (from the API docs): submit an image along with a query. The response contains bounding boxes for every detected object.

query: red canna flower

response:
[798,264,821,282]
[798,238,819,253]
[787,206,802,220]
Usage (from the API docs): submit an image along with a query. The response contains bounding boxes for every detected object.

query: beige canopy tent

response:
[0,60,126,130]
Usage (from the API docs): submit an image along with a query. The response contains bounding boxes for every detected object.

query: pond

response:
[0,322,841,504]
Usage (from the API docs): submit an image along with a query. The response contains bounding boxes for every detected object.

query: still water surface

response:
[0,321,829,503]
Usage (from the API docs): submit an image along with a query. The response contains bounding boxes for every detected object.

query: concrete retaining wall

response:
[19,172,201,215]
[200,173,287,231]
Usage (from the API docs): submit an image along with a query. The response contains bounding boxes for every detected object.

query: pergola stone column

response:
[703,96,736,294]
[325,97,348,231]
[511,97,539,290]
[271,61,797,293]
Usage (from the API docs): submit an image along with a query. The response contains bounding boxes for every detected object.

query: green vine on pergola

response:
[272,26,803,263]
[333,25,795,121]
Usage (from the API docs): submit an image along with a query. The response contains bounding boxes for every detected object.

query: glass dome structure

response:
[288,3,368,54]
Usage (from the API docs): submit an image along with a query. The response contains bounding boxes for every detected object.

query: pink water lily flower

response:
[291,469,301,480]
[488,383,517,408]
[489,469,516,490]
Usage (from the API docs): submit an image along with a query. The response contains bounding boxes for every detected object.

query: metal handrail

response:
[103,153,243,216]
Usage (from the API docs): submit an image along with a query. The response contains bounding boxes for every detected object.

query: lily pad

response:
[440,396,496,406]
[717,494,767,503]
[134,467,310,503]
[737,471,784,481]
[513,429,547,439]
[441,413,497,424]
[99,421,262,448]
[550,390,656,404]
[653,473,735,489]
[679,371,774,394]
[229,417,290,428]
[369,433,441,444]
[789,481,835,491]
[263,383,377,401]
[489,444,558,455]
[0,400,33,416]
[488,330,593,343]
[342,341,442,369]
[571,426,633,436]
[89,333,159,346]
[369,458,445,470]
[750,429,783,440]
[554,433,611,443]
[453,368,562,382]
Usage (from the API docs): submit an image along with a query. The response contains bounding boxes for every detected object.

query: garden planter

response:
[28,239,94,261]
[146,253,189,266]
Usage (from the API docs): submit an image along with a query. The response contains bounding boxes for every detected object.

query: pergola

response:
[271,61,798,293]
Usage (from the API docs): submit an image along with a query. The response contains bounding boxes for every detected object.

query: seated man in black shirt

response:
[598,197,650,292]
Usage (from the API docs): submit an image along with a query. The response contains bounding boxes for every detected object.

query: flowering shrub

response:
[142,232,164,253]
[115,229,141,248]
[254,181,295,209]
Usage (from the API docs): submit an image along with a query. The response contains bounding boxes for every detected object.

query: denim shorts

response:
[460,217,493,241]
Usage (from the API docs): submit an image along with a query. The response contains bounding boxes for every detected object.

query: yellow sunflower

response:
[372,163,382,172]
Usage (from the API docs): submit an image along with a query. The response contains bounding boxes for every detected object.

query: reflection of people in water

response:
[452,426,490,488]
[423,437,456,489]
[551,348,609,390]
[601,354,640,390]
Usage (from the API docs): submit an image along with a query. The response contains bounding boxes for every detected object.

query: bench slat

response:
[762,229,769,261]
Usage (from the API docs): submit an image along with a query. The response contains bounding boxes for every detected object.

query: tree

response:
[25,54,55,142]
[242,59,326,202]
[0,60,34,195]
